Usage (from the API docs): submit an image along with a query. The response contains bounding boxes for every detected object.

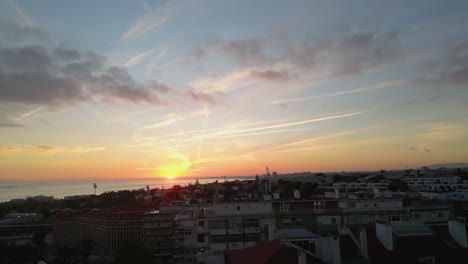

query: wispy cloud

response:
[122,49,155,68]
[417,122,466,142]
[149,57,185,73]
[250,70,290,82]
[123,0,193,40]
[140,116,183,131]
[16,106,43,120]
[272,79,410,105]
[138,0,152,12]
[7,0,33,27]
[0,145,21,154]
[211,111,367,136]
[139,109,210,131]
[160,117,297,138]
[70,147,106,154]
[0,122,23,128]
[195,104,209,167]
[28,144,57,154]
[191,70,257,94]
[174,111,367,145]
[409,146,432,153]
[27,144,105,155]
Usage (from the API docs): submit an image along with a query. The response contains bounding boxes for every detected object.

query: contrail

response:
[195,103,209,168]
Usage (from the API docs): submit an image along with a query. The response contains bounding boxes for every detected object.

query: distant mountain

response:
[424,163,468,169]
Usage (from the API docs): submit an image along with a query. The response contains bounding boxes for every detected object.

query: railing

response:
[278,209,342,215]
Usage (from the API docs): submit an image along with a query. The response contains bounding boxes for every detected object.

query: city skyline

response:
[1,0,468,180]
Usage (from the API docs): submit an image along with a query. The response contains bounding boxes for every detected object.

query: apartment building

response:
[404,176,465,191]
[273,199,341,234]
[142,205,184,261]
[174,202,276,264]
[54,206,152,256]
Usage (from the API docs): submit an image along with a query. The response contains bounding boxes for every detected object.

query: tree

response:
[300,182,318,198]
[332,174,341,183]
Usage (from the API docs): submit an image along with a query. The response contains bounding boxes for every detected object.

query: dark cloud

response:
[53,47,81,61]
[0,145,21,153]
[211,38,273,67]
[0,122,23,128]
[0,22,49,45]
[0,45,167,106]
[404,95,442,105]
[441,41,468,86]
[194,30,401,80]
[185,90,217,104]
[147,81,173,94]
[408,146,432,153]
[330,31,401,76]
[420,41,468,88]
[250,70,290,82]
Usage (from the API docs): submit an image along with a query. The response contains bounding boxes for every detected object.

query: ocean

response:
[0,176,253,202]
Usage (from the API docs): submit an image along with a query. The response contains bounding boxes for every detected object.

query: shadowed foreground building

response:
[174,202,276,264]
[142,205,184,261]
[54,206,154,256]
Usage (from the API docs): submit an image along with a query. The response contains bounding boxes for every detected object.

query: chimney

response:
[330,236,341,264]
[294,189,301,199]
[298,249,307,264]
[376,222,394,251]
[373,188,381,198]
[360,228,368,259]
[449,218,468,248]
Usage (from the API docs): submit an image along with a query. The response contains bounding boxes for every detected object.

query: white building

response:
[404,176,464,191]
[420,191,468,201]
[174,202,276,264]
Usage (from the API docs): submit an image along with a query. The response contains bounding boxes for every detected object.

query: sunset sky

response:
[1,0,467,180]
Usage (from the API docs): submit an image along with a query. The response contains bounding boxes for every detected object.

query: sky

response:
[0,0,467,180]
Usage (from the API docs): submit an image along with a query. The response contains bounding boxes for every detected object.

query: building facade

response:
[54,207,151,256]
[174,202,276,264]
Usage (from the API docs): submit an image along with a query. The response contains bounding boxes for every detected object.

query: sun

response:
[157,163,188,180]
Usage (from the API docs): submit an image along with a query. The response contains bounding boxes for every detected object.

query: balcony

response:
[278,209,341,215]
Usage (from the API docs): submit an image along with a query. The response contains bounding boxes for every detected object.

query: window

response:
[391,215,401,222]
[208,220,226,229]
[237,205,240,211]
[245,219,259,228]
[198,234,205,243]
[245,233,260,242]
[438,212,444,218]
[295,217,304,226]
[229,234,243,242]
[198,220,205,227]
[331,218,336,224]
[211,235,226,243]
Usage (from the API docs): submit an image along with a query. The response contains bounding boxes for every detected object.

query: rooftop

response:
[390,221,433,237]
